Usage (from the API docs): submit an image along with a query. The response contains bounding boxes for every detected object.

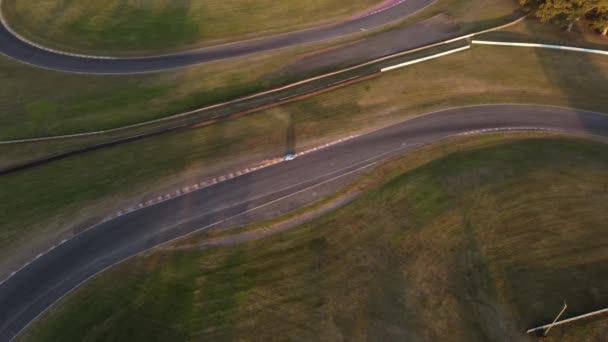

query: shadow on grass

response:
[285,112,296,156]
[501,18,608,331]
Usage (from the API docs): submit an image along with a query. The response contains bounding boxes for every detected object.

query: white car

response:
[284,153,297,161]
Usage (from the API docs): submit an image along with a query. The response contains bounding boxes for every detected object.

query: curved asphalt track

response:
[0,0,433,73]
[1,104,608,341]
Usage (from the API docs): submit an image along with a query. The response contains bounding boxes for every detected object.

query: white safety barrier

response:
[472,40,608,56]
[381,45,471,72]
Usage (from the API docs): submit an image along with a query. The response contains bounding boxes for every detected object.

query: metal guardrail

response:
[381,45,470,72]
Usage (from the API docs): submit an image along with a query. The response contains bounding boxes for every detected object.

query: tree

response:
[520,0,588,31]
[521,0,608,33]
[586,3,608,35]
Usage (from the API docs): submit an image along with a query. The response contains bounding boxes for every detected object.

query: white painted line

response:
[454,126,561,138]
[472,40,608,56]
[381,45,471,72]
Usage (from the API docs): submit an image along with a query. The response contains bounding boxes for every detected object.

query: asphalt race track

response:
[1,104,608,341]
[0,0,433,74]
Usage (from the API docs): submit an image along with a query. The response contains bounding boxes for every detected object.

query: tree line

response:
[521,0,608,35]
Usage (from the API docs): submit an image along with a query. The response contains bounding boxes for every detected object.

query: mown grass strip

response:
[1,0,380,55]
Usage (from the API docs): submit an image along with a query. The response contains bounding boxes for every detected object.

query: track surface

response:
[0,0,433,73]
[1,104,608,341]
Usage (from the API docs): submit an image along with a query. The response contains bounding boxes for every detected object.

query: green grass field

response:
[0,46,313,141]
[4,0,608,339]
[2,0,379,55]
[18,134,608,341]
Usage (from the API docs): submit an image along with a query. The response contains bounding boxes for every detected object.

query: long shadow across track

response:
[0,0,433,74]
[1,105,608,341]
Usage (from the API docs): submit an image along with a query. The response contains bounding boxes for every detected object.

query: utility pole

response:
[544,302,568,337]
[527,304,608,335]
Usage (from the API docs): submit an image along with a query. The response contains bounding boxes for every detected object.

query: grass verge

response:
[1,0,379,55]
[19,133,608,341]
[0,45,320,141]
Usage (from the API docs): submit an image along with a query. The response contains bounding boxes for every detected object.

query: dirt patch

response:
[162,192,360,252]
